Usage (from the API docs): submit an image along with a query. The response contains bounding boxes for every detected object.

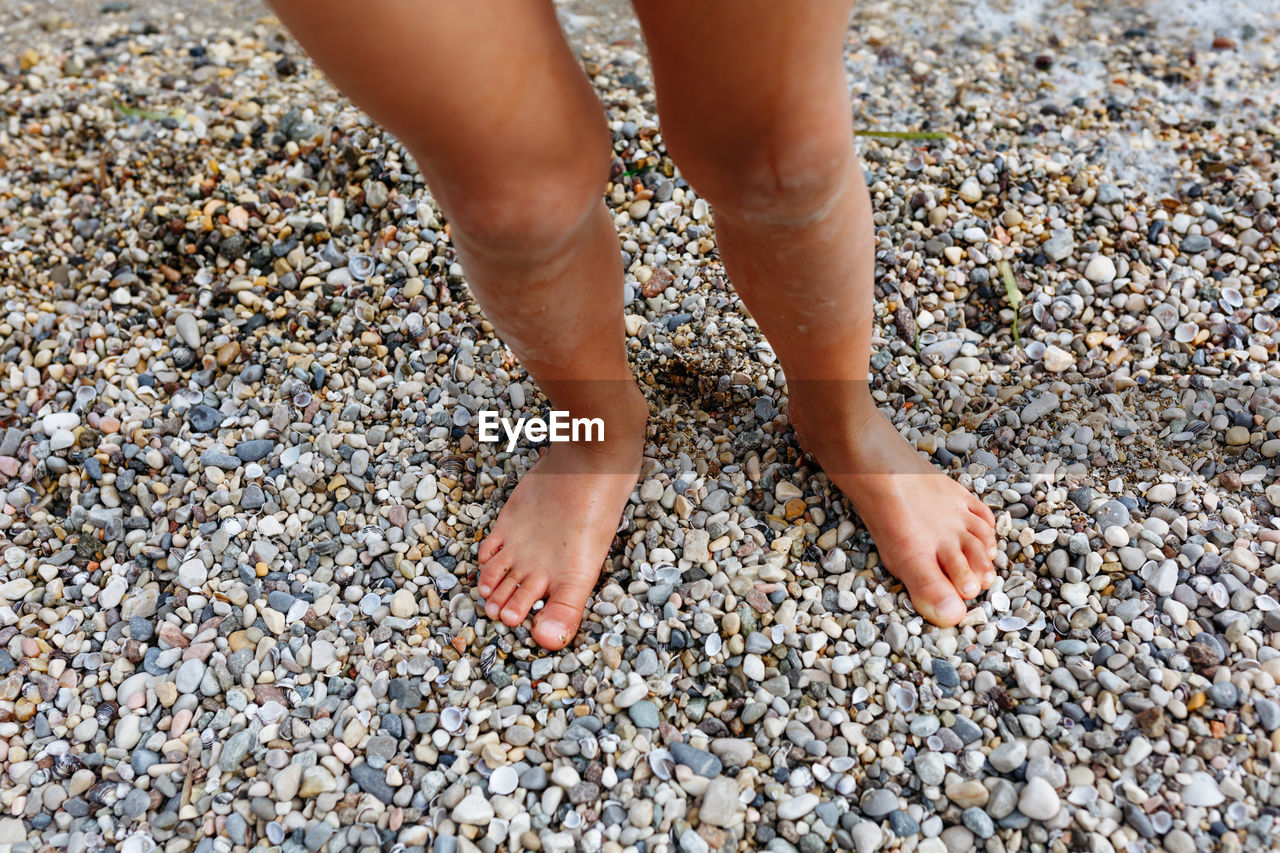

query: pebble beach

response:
[1,1,1279,852]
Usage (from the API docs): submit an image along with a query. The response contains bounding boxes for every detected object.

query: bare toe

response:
[501,576,549,627]
[479,534,505,564]
[532,581,593,651]
[899,557,967,627]
[940,543,981,600]
[485,570,525,620]
[967,495,996,526]
[478,550,514,598]
[961,531,994,588]
[967,512,996,549]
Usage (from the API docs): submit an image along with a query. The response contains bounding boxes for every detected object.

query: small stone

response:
[1042,345,1074,372]
[988,740,1026,774]
[235,439,276,462]
[628,700,659,729]
[861,788,898,817]
[778,793,819,820]
[1018,776,1060,820]
[187,405,224,433]
[1254,698,1280,731]
[700,776,741,828]
[1043,231,1074,262]
[671,742,722,777]
[452,789,494,825]
[299,766,335,797]
[1084,255,1116,284]
[1225,425,1250,446]
[175,659,206,693]
[351,764,394,803]
[390,589,417,619]
[1181,234,1212,253]
[915,752,946,787]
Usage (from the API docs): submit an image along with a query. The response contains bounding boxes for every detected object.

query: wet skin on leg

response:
[633,0,998,625]
[268,0,647,649]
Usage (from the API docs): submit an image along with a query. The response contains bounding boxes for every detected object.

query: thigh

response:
[266,0,607,214]
[630,1,855,174]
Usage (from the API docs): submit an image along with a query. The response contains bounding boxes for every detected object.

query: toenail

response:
[962,582,979,597]
[478,585,489,595]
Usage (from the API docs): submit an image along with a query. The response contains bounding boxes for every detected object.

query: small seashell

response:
[890,684,917,712]
[55,753,86,777]
[405,313,427,340]
[1221,287,1243,308]
[636,612,657,630]
[95,701,118,726]
[1227,802,1249,823]
[87,781,119,806]
[440,706,465,733]
[266,822,286,844]
[1067,786,1098,806]
[648,748,674,781]
[348,254,375,281]
[770,625,786,644]
[434,572,458,592]
[120,833,157,853]
[704,634,723,656]
[1150,812,1172,833]
[479,644,499,677]
[1255,314,1276,333]
[996,615,1028,632]
[488,765,519,795]
[170,345,196,369]
[1174,322,1199,343]
[850,686,870,705]
[1256,595,1279,612]
[562,810,582,829]
[436,455,466,479]
[1207,583,1229,608]
[1023,340,1046,360]
[653,564,680,585]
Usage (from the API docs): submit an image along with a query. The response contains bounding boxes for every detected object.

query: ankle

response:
[554,383,648,458]
[788,380,879,428]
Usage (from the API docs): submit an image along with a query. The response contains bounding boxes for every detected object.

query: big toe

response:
[898,558,967,627]
[532,582,592,651]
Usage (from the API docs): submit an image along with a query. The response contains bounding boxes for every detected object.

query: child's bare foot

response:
[789,389,998,627]
[476,393,647,650]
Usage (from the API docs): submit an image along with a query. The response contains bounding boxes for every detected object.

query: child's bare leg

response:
[268,0,647,649]
[635,0,997,626]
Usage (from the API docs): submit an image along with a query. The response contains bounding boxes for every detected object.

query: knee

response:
[663,120,854,225]
[441,135,611,264]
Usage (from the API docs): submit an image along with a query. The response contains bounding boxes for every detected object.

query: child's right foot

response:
[790,390,998,627]
[476,390,648,650]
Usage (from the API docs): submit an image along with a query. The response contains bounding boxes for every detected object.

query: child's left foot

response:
[476,389,648,650]
[789,390,998,627]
